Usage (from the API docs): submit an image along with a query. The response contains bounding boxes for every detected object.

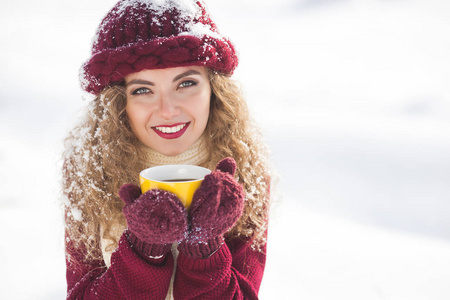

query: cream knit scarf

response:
[140,136,209,168]
[100,137,209,299]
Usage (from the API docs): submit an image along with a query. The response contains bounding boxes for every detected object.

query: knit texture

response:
[66,181,267,299]
[175,236,266,299]
[100,136,209,268]
[66,231,267,299]
[178,235,224,259]
[66,148,266,299]
[140,135,208,168]
[126,230,172,259]
[80,0,238,94]
[66,159,266,299]
[178,157,246,259]
[66,234,175,300]
[119,184,188,258]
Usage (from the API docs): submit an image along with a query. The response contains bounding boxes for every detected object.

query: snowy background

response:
[1,0,450,299]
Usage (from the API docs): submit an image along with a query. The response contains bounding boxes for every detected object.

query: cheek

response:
[194,97,210,126]
[126,106,137,126]
[199,90,211,120]
[203,101,211,122]
[126,104,149,130]
[129,100,154,117]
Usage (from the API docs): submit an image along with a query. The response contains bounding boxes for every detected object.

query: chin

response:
[155,144,189,157]
[161,149,184,157]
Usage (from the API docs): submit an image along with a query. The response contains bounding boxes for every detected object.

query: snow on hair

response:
[63,70,271,263]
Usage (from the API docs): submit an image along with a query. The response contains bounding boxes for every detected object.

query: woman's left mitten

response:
[178,158,245,259]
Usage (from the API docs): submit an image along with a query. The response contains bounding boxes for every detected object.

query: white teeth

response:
[155,123,186,134]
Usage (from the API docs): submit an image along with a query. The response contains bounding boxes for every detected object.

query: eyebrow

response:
[126,70,202,87]
[172,70,202,82]
[126,79,155,87]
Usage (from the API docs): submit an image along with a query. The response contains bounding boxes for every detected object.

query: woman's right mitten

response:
[119,184,188,259]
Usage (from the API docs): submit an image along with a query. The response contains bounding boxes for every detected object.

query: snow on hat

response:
[80,0,238,94]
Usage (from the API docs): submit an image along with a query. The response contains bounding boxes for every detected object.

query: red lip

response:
[151,122,190,139]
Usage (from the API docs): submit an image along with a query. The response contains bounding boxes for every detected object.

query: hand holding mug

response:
[119,184,188,259]
[179,158,246,259]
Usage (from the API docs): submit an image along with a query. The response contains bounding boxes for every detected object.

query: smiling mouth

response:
[151,122,190,139]
[153,123,189,134]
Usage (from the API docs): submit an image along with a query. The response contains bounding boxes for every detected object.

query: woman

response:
[63,0,272,299]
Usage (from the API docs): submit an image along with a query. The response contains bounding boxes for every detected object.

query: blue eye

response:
[131,87,150,95]
[179,80,197,88]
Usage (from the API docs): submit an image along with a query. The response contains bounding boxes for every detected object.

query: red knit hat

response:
[80,0,238,94]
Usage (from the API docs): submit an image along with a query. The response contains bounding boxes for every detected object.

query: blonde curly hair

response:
[63,70,271,263]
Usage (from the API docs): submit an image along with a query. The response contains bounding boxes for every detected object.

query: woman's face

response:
[125,66,211,156]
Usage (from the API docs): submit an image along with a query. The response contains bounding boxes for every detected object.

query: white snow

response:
[70,207,83,222]
[178,22,223,40]
[1,0,449,299]
[116,0,199,16]
[110,0,221,40]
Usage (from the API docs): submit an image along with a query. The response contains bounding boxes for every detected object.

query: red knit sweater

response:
[65,231,266,299]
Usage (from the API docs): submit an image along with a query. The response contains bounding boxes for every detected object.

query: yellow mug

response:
[139,165,211,209]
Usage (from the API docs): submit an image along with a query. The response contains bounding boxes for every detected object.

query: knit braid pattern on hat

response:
[80,0,238,94]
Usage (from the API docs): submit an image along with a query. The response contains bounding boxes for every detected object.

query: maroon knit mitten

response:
[119,184,188,259]
[178,158,245,259]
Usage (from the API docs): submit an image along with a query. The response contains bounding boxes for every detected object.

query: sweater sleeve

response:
[173,234,267,300]
[65,233,174,300]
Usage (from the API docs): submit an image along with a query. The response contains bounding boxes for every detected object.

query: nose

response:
[158,93,179,120]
